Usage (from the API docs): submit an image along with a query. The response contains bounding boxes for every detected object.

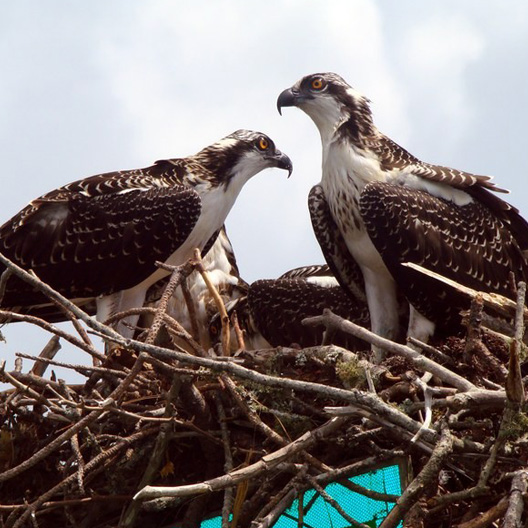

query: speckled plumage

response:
[308,185,366,303]
[210,264,370,351]
[0,130,292,334]
[1,184,201,302]
[279,263,332,280]
[278,72,528,343]
[248,274,369,349]
[360,182,528,331]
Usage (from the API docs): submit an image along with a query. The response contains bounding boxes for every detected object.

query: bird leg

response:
[407,305,436,347]
[362,271,400,362]
[96,290,146,340]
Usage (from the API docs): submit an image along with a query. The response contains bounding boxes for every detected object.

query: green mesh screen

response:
[201,463,402,527]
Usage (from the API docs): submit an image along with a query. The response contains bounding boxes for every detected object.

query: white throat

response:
[302,100,348,147]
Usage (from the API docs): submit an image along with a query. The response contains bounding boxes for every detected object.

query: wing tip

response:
[479,175,509,194]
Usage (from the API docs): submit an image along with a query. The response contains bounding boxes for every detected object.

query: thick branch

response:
[502,470,528,528]
[402,263,527,320]
[303,309,476,392]
[134,417,348,500]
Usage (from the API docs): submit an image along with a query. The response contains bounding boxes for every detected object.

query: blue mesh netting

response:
[201,463,402,527]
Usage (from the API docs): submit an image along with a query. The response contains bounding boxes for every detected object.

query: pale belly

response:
[318,141,437,346]
[322,179,389,277]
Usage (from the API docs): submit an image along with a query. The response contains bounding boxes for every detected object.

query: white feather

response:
[305,276,339,287]
[392,171,474,206]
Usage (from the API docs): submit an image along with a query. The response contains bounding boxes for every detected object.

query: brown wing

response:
[308,184,366,303]
[279,264,331,280]
[373,135,506,193]
[0,186,201,308]
[32,159,189,200]
[360,181,528,331]
[248,276,370,350]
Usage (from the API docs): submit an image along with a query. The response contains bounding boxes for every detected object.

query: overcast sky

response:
[1,1,528,379]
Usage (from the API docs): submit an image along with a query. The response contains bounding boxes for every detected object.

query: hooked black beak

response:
[274,150,293,178]
[277,88,298,116]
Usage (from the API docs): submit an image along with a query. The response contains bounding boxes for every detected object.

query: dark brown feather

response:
[0,186,201,307]
[360,181,528,331]
[308,184,366,303]
[248,275,370,350]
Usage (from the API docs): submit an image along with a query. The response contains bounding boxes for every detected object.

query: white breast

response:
[321,141,389,274]
[126,183,237,294]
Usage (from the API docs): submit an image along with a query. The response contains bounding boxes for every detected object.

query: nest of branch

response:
[1,255,528,528]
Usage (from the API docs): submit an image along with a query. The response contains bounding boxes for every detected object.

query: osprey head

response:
[195,130,292,186]
[277,73,373,141]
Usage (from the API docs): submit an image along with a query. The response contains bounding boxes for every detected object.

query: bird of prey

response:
[209,264,370,352]
[143,225,248,349]
[0,130,292,336]
[277,72,528,351]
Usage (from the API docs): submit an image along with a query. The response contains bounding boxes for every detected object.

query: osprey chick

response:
[278,73,528,353]
[0,130,292,336]
[210,264,370,352]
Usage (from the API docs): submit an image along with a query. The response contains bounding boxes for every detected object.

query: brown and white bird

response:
[277,73,528,352]
[0,130,292,336]
[209,264,370,352]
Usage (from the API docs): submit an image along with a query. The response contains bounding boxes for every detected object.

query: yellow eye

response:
[311,77,325,90]
[258,137,269,150]
[210,324,218,336]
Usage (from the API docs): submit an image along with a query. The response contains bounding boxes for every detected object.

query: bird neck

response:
[311,99,377,153]
[335,99,377,149]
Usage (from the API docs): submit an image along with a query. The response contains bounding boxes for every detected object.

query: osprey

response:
[277,73,528,351]
[143,225,248,349]
[0,130,292,336]
[209,264,370,352]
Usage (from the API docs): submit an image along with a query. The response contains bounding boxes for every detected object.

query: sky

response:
[1,0,528,381]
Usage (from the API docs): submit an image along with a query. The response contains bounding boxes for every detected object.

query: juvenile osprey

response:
[277,73,528,350]
[0,130,292,336]
[209,264,370,352]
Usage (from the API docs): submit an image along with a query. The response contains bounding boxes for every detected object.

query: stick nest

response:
[0,254,527,528]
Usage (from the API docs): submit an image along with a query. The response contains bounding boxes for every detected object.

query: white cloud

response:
[396,13,485,157]
[405,16,484,75]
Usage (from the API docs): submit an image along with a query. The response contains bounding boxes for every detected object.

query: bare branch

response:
[379,422,454,528]
[134,417,348,500]
[502,470,528,528]
[402,262,527,320]
[303,309,476,392]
